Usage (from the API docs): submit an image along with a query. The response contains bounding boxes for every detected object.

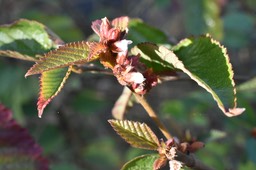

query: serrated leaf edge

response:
[170,34,245,116]
[37,66,72,118]
[206,34,245,116]
[109,119,160,150]
[25,41,105,77]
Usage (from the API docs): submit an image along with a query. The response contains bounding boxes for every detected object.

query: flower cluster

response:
[92,17,157,95]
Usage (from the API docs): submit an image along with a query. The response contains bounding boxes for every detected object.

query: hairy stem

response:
[134,93,172,140]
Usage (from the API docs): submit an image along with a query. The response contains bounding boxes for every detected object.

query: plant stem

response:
[134,93,216,170]
[134,93,172,140]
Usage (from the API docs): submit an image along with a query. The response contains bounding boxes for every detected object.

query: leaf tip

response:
[226,107,245,117]
[25,71,31,78]
[37,98,50,118]
[108,119,115,125]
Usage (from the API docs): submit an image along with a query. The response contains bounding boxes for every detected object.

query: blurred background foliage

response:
[0,0,256,169]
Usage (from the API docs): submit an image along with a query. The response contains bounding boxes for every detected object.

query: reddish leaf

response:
[0,104,48,170]
[153,154,168,170]
[188,141,205,153]
[25,41,107,77]
[111,16,129,31]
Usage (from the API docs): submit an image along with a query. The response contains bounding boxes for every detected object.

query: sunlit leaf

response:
[108,120,159,150]
[172,35,244,116]
[112,87,133,120]
[25,41,106,76]
[112,16,129,32]
[121,154,159,170]
[0,19,62,61]
[0,104,48,170]
[133,35,245,117]
[37,66,72,117]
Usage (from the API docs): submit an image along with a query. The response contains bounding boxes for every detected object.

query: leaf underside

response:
[133,35,244,117]
[121,154,159,170]
[108,120,159,150]
[112,87,133,120]
[37,66,72,118]
[0,19,61,61]
[25,41,106,76]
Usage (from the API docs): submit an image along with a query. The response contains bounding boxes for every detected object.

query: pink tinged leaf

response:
[226,107,246,117]
[0,104,49,170]
[111,16,129,32]
[153,155,168,170]
[38,66,72,118]
[187,141,205,153]
[112,87,133,120]
[25,41,106,77]
[91,19,102,36]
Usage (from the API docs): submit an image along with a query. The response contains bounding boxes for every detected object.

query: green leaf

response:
[121,154,159,170]
[172,35,244,116]
[237,77,256,92]
[0,19,62,61]
[37,66,72,117]
[133,35,244,117]
[25,41,106,77]
[128,19,169,45]
[131,43,175,74]
[108,120,159,150]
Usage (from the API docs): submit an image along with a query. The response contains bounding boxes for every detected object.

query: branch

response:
[71,65,113,75]
[133,93,172,140]
[133,93,216,170]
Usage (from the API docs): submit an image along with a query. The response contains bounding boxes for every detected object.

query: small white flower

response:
[169,160,183,170]
[114,39,132,52]
[128,72,145,84]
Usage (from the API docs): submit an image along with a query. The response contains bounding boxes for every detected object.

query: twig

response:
[133,93,216,170]
[71,65,113,75]
[133,93,172,140]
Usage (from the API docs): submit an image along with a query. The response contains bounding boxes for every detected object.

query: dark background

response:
[0,0,256,169]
